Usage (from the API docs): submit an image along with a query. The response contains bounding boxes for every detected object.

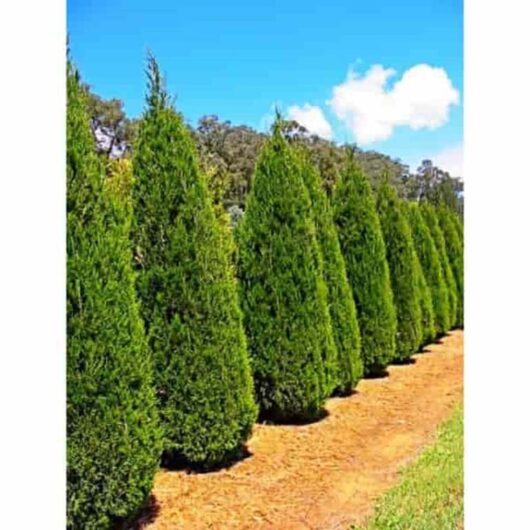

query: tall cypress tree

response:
[413,247,436,345]
[67,63,161,530]
[437,206,464,327]
[298,149,363,394]
[333,157,397,375]
[376,182,422,361]
[131,55,257,466]
[407,202,451,335]
[420,203,458,328]
[236,123,337,421]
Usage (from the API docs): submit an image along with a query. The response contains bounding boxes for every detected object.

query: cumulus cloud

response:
[431,144,464,180]
[328,64,460,145]
[287,104,333,140]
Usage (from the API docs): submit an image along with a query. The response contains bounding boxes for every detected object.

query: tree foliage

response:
[82,84,139,158]
[236,124,337,421]
[413,247,436,346]
[436,206,464,327]
[131,55,257,466]
[67,62,161,529]
[420,203,458,328]
[298,148,363,394]
[333,157,397,375]
[406,202,451,335]
[376,181,422,361]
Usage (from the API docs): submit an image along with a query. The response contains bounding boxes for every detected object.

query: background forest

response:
[84,85,464,219]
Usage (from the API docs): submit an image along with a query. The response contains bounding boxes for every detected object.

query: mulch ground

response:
[138,330,463,530]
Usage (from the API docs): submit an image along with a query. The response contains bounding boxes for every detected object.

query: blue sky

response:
[68,0,463,176]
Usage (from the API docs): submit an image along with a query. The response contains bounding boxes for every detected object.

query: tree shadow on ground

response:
[258,407,330,427]
[364,369,390,380]
[161,445,253,474]
[121,495,160,530]
[332,388,359,399]
[390,357,417,366]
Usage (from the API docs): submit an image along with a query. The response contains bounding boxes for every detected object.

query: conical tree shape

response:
[436,206,464,327]
[333,157,397,375]
[412,242,436,346]
[420,203,458,328]
[407,202,451,335]
[449,210,464,321]
[298,149,363,394]
[236,124,337,421]
[376,182,422,361]
[67,63,161,530]
[131,56,257,466]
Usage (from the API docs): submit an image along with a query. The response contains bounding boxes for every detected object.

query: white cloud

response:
[328,64,460,145]
[287,104,333,140]
[431,144,464,180]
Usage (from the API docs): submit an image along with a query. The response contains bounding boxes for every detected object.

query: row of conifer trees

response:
[67,56,464,529]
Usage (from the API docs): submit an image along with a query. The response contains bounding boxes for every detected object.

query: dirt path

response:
[141,330,463,530]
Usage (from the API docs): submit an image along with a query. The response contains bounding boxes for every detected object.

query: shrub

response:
[376,182,422,361]
[236,123,337,421]
[333,157,397,375]
[298,149,363,394]
[131,56,257,466]
[436,206,464,327]
[420,203,458,328]
[67,62,161,530]
[407,202,451,335]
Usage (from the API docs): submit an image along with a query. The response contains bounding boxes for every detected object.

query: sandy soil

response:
[138,330,463,530]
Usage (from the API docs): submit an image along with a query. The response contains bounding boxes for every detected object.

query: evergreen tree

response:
[406,202,451,335]
[298,148,363,394]
[236,123,337,421]
[420,203,458,328]
[412,244,436,346]
[437,206,464,327]
[67,63,161,530]
[376,182,422,361]
[131,55,257,466]
[333,157,397,375]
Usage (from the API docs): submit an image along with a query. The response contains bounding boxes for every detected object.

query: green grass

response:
[354,404,463,530]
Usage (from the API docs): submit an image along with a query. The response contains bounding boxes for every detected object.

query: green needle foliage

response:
[67,63,161,530]
[376,182,422,361]
[131,55,257,466]
[298,148,363,394]
[407,202,450,336]
[420,203,458,329]
[236,123,337,421]
[413,245,436,346]
[436,206,464,327]
[333,156,397,375]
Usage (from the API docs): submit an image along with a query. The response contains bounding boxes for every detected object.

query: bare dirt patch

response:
[141,330,463,530]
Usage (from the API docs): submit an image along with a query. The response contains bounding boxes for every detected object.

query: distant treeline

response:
[84,85,464,216]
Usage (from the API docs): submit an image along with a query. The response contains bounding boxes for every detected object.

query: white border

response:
[465,0,530,528]
[0,0,65,527]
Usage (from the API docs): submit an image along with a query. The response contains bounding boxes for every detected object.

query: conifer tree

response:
[236,123,337,420]
[376,182,422,361]
[298,149,363,394]
[333,157,397,375]
[406,202,451,335]
[67,63,161,530]
[420,203,458,328]
[437,206,464,327]
[131,55,257,466]
[412,244,436,345]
